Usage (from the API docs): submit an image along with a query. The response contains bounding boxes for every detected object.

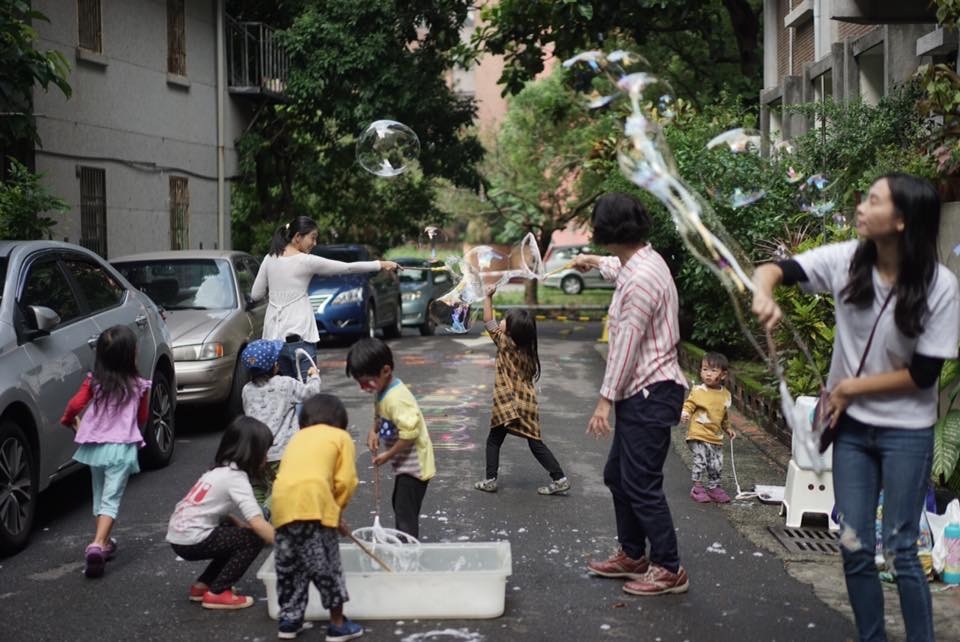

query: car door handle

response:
[135,314,148,328]
[87,335,99,349]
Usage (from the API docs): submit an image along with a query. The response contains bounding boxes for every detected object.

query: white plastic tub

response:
[792,395,832,471]
[256,541,512,620]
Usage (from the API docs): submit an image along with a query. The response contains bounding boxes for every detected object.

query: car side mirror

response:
[25,305,61,336]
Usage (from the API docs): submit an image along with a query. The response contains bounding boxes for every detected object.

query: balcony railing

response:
[226,16,289,100]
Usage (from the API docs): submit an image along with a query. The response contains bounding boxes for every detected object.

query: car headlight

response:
[401,291,422,302]
[331,287,363,305]
[172,343,225,361]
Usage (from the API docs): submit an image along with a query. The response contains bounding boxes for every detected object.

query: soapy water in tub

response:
[352,516,424,572]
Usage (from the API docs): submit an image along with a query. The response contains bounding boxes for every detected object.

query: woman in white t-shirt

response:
[752,173,959,642]
[251,216,399,378]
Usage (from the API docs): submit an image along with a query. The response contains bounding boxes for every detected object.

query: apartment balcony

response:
[832,0,937,24]
[226,16,289,101]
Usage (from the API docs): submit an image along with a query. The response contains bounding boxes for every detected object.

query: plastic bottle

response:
[944,522,960,585]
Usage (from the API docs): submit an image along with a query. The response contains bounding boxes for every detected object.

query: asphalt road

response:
[0,322,855,642]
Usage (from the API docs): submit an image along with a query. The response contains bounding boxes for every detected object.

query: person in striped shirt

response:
[573,192,690,596]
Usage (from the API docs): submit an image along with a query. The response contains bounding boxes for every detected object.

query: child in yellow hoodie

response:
[681,352,737,504]
[271,394,362,641]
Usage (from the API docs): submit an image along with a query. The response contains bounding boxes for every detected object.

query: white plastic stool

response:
[781,459,838,531]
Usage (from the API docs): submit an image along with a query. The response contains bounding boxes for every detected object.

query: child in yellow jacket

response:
[271,394,363,641]
[681,352,737,504]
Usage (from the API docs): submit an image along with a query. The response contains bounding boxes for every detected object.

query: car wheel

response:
[0,420,37,555]
[384,298,403,339]
[366,305,377,339]
[419,301,436,336]
[140,370,175,469]
[224,355,247,419]
[561,274,584,295]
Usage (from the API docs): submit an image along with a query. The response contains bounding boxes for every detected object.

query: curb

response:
[496,304,608,322]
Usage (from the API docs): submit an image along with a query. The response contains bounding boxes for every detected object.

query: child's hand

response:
[680,412,690,424]
[726,429,737,440]
[372,452,389,467]
[338,518,350,537]
[366,430,379,454]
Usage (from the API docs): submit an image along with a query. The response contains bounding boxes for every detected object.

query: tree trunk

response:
[721,0,760,79]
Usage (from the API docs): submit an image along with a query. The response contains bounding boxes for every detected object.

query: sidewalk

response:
[596,343,960,641]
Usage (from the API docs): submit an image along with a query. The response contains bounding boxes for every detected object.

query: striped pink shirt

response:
[598,246,687,401]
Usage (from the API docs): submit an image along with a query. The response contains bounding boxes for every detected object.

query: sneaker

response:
[622,564,689,596]
[84,544,106,578]
[707,486,732,503]
[103,538,118,560]
[537,477,571,495]
[278,620,314,639]
[586,548,650,580]
[474,478,497,493]
[689,483,710,503]
[189,583,208,602]
[201,589,254,610]
[326,617,363,642]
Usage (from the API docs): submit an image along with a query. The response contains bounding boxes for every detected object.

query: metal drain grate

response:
[768,526,841,555]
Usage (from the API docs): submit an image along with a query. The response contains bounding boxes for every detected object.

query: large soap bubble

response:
[356,120,421,177]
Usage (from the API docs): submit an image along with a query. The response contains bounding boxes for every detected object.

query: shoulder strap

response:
[855,289,895,377]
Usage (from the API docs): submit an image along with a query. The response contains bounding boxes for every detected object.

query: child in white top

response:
[166,416,275,610]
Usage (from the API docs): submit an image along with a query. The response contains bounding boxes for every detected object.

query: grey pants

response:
[688,440,723,488]
[275,522,348,625]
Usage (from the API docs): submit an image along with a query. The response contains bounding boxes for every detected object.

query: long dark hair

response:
[504,309,541,382]
[92,325,140,408]
[268,216,318,256]
[214,416,274,484]
[840,173,941,338]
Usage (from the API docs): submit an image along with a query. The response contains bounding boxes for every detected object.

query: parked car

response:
[0,241,176,554]
[309,245,402,339]
[395,257,455,336]
[112,251,266,417]
[541,244,614,295]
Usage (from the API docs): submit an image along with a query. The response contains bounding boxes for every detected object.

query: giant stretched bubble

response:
[356,120,421,177]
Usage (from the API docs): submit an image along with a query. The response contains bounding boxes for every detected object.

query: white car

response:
[541,245,614,295]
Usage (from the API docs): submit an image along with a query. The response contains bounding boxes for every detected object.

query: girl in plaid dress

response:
[474,288,570,495]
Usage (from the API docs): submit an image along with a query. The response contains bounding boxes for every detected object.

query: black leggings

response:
[485,425,564,481]
[392,474,428,540]
[171,525,263,593]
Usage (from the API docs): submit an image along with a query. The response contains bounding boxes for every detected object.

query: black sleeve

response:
[777,260,809,286]
[909,354,945,389]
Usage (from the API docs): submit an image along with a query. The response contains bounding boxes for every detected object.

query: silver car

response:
[112,251,266,416]
[541,245,614,295]
[0,241,176,554]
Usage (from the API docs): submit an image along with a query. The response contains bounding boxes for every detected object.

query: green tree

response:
[0,158,67,239]
[229,0,484,254]
[481,68,613,303]
[472,0,761,106]
[0,0,71,148]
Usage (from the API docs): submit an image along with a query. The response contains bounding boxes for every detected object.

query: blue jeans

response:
[832,414,934,642]
[605,381,684,572]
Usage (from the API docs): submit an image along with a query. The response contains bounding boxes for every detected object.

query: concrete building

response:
[28,0,286,257]
[760,0,945,145]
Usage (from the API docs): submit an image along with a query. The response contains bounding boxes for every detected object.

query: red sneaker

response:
[707,486,732,503]
[623,565,689,596]
[586,548,649,580]
[189,583,207,602]
[201,589,254,610]
[690,484,710,503]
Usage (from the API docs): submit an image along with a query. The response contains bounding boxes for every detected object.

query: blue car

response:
[308,244,402,339]
[396,257,455,335]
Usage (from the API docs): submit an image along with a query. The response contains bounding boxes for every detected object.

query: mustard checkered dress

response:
[485,320,541,440]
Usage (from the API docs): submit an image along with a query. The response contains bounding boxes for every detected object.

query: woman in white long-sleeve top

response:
[251,216,399,378]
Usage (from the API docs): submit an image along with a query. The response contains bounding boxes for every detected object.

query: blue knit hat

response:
[241,339,284,375]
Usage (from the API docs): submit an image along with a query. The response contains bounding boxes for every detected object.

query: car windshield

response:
[313,247,363,262]
[114,259,236,310]
[399,267,428,283]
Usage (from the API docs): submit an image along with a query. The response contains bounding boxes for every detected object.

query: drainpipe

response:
[216,0,226,250]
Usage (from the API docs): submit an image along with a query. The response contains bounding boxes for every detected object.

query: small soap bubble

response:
[356,119,420,177]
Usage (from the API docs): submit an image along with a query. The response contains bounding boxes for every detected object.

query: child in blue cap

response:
[240,339,322,505]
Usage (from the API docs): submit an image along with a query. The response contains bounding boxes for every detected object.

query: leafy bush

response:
[0,158,66,240]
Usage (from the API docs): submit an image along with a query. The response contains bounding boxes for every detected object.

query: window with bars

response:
[79,167,107,257]
[78,0,102,52]
[167,0,186,75]
[170,177,190,250]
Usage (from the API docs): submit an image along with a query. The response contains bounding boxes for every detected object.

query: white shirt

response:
[166,464,263,546]
[242,374,322,462]
[251,253,381,343]
[795,240,960,428]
